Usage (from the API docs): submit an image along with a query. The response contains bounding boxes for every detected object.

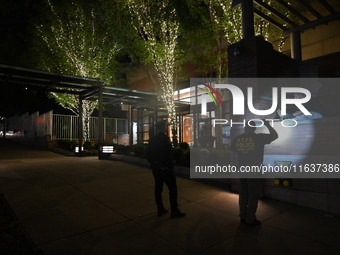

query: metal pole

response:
[128,105,133,145]
[154,100,158,136]
[137,110,140,144]
[98,85,103,159]
[241,0,255,39]
[291,30,302,61]
[103,117,106,142]
[179,113,183,144]
[70,115,73,141]
[78,96,83,155]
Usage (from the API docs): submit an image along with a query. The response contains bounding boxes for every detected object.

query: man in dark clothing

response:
[230,120,278,226]
[146,120,185,218]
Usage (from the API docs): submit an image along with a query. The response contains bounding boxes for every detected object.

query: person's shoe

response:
[157,208,168,216]
[170,210,186,218]
[245,219,261,227]
[240,218,246,224]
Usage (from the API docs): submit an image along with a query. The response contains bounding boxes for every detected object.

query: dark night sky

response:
[0,0,127,119]
[0,82,70,118]
[0,0,64,118]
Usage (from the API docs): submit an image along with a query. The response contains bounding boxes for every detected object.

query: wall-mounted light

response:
[234,44,242,57]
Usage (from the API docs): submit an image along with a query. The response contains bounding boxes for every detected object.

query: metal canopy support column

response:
[193,85,198,148]
[78,95,83,156]
[241,0,255,39]
[136,110,140,144]
[128,105,133,145]
[178,113,183,144]
[291,30,302,61]
[98,84,103,159]
[153,101,158,136]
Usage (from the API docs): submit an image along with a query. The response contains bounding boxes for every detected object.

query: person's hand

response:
[282,114,294,120]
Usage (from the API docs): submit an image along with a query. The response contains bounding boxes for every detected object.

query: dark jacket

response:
[230,133,274,166]
[146,132,173,169]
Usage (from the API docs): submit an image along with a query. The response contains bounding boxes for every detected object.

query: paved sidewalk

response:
[0,138,339,255]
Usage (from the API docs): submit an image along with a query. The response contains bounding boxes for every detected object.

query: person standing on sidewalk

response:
[230,120,278,226]
[146,120,186,218]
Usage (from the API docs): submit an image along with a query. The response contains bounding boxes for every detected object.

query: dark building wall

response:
[227,36,340,214]
[300,52,340,118]
[228,36,299,78]
[227,36,340,155]
[299,52,340,78]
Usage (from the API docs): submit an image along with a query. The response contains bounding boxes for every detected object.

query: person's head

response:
[155,120,168,133]
[244,120,256,133]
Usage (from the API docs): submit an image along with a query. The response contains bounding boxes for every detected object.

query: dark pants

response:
[239,178,263,223]
[152,167,178,212]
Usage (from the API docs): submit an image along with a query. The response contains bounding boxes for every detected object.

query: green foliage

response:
[181,150,190,167]
[127,0,180,129]
[57,140,78,151]
[32,0,131,140]
[83,141,93,150]
[178,0,287,78]
[178,0,238,78]
[33,0,130,94]
[179,142,189,150]
[115,145,125,154]
[93,143,100,150]
[190,148,231,166]
[206,149,226,165]
[132,144,147,157]
[172,147,184,162]
[34,0,122,83]
[171,146,191,167]
[114,143,147,157]
[116,144,133,155]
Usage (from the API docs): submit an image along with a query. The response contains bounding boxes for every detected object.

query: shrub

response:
[172,147,183,162]
[206,149,232,165]
[180,150,190,167]
[116,144,132,155]
[57,140,78,151]
[83,141,93,150]
[189,148,231,166]
[93,143,100,150]
[124,145,133,155]
[115,144,125,154]
[133,144,146,157]
[179,142,189,150]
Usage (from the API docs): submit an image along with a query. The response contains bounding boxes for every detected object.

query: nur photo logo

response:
[196,82,312,128]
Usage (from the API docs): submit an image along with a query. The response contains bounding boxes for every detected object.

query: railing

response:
[53,114,127,140]
[6,111,128,141]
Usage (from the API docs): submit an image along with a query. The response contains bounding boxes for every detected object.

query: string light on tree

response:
[37,0,119,141]
[127,0,179,131]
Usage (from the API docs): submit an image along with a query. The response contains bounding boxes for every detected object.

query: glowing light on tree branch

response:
[209,0,284,46]
[127,0,179,129]
[38,0,119,141]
